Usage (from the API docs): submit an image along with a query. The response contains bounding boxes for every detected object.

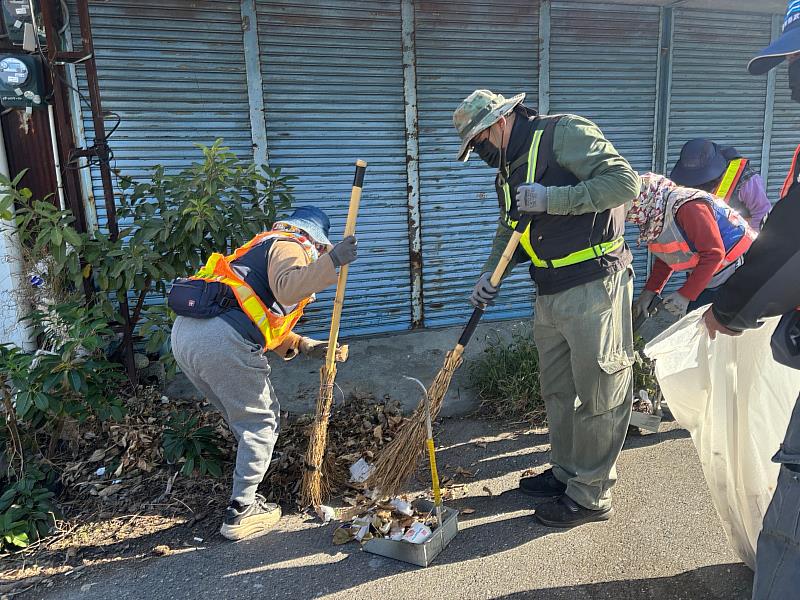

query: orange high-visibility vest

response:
[714,158,749,202]
[191,231,315,350]
[781,144,800,199]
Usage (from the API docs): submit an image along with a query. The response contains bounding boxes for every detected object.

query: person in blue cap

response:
[702,2,800,597]
[670,138,771,231]
[169,206,358,540]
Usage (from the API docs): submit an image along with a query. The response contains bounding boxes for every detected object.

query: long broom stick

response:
[366,216,533,496]
[301,160,367,508]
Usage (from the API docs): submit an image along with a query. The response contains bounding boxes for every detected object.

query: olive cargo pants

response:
[533,267,635,510]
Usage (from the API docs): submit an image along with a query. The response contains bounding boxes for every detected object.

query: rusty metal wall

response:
[256,0,412,338]
[1,109,58,203]
[415,0,540,329]
[67,0,253,231]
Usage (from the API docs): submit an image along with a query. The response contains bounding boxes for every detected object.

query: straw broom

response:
[366,216,533,496]
[301,160,367,507]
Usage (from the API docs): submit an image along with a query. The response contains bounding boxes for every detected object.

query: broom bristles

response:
[365,348,464,496]
[301,364,337,507]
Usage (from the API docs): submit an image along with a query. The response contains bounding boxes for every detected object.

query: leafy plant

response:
[633,335,660,400]
[468,330,545,424]
[1,303,126,427]
[0,140,295,382]
[0,467,57,552]
[162,410,225,478]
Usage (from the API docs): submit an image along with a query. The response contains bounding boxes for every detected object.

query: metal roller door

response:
[69,0,253,230]
[767,63,798,202]
[415,0,539,328]
[549,1,661,294]
[256,0,412,337]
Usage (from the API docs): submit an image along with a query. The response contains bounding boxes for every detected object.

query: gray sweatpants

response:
[171,316,279,506]
[533,267,635,510]
[752,394,800,600]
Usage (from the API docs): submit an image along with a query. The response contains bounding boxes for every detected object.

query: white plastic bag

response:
[645,310,800,568]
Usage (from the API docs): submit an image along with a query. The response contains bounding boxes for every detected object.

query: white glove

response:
[663,292,690,318]
[515,183,548,214]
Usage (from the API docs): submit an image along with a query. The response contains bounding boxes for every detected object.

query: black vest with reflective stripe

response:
[494,109,631,295]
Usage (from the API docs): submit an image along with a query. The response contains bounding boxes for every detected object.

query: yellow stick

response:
[324,159,367,372]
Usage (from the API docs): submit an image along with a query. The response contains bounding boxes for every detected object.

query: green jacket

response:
[483,113,640,286]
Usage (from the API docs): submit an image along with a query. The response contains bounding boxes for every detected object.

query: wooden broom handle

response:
[456,216,533,350]
[325,160,367,370]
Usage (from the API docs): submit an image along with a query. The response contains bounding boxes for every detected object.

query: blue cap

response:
[749,1,800,75]
[670,139,729,187]
[275,206,332,247]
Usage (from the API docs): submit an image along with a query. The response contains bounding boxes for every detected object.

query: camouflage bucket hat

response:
[453,89,525,162]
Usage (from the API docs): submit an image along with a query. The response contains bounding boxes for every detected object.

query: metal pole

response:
[72,0,136,381]
[761,14,782,189]
[37,0,88,233]
[47,105,66,210]
[401,0,424,329]
[74,0,119,240]
[240,0,269,170]
[538,0,551,115]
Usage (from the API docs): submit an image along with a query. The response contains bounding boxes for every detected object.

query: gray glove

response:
[632,290,656,322]
[328,235,358,268]
[470,272,498,308]
[515,183,548,214]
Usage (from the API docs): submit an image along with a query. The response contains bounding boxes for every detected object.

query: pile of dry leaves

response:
[1,387,409,593]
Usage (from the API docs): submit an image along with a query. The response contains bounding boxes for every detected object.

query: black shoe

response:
[518,467,568,498]
[220,493,281,540]
[534,495,613,528]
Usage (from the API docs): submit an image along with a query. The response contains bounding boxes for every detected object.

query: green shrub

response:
[0,467,57,552]
[162,410,225,478]
[468,330,545,424]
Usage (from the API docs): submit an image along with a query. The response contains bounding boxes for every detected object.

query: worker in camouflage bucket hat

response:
[453,89,641,528]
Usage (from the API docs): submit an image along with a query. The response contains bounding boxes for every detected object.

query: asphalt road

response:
[38,418,752,600]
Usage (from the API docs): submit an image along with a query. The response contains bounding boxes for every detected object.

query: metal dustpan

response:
[363,499,459,567]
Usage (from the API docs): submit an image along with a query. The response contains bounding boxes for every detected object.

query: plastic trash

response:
[402,522,432,544]
[349,458,374,484]
[645,311,800,568]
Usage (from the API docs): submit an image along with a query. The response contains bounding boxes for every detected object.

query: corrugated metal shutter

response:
[549,1,660,295]
[767,63,798,202]
[667,9,772,174]
[662,8,771,296]
[256,0,411,338]
[415,0,539,328]
[69,0,253,230]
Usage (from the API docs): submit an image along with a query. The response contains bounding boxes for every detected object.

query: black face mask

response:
[790,59,800,102]
[473,139,501,168]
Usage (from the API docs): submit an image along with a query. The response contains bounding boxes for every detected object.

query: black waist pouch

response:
[771,310,800,371]
[167,278,235,319]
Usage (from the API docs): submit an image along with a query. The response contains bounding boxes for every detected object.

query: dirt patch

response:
[1,388,407,597]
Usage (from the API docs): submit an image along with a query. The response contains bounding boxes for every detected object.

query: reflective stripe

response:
[527,235,626,269]
[189,231,314,350]
[650,240,691,254]
[713,158,748,202]
[501,127,622,268]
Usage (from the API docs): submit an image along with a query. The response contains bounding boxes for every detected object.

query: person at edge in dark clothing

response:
[703,2,800,597]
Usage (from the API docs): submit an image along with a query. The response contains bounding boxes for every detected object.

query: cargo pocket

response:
[594,270,635,413]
